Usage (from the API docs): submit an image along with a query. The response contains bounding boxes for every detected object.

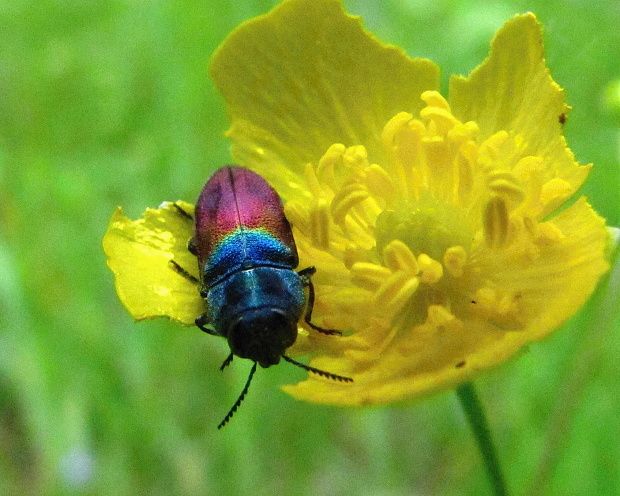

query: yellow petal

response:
[210,0,439,198]
[449,13,590,213]
[102,202,205,325]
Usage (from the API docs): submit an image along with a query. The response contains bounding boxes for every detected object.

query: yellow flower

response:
[103,0,610,407]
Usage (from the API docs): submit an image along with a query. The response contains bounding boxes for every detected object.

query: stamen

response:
[387,277,420,315]
[310,199,331,250]
[381,112,414,150]
[447,121,479,142]
[382,239,419,273]
[473,287,497,311]
[454,141,476,205]
[381,112,424,198]
[426,304,456,325]
[284,201,310,235]
[484,196,509,248]
[540,178,573,206]
[364,164,395,200]
[394,120,426,198]
[424,138,452,196]
[342,145,368,169]
[534,222,564,246]
[317,143,345,188]
[420,90,451,111]
[304,162,324,198]
[343,243,368,269]
[488,172,526,206]
[471,286,523,326]
[513,156,543,180]
[330,184,369,227]
[373,271,420,315]
[479,131,509,166]
[417,254,444,284]
[420,107,459,136]
[350,262,391,291]
[443,246,467,278]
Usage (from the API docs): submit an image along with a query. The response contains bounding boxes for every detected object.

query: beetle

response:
[170,166,352,428]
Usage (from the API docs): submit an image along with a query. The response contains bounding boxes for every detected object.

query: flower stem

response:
[456,382,509,496]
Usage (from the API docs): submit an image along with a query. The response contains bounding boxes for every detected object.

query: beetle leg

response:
[195,312,217,335]
[298,266,342,336]
[169,259,199,284]
[220,352,233,371]
[188,237,197,255]
[171,203,198,255]
[172,202,193,220]
[297,266,317,279]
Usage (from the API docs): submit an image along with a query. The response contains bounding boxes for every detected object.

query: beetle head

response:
[228,309,297,368]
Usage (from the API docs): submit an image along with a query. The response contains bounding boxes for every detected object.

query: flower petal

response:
[210,0,439,197]
[449,14,590,211]
[103,202,204,325]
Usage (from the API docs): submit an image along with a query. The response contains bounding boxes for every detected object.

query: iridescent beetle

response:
[170,166,352,428]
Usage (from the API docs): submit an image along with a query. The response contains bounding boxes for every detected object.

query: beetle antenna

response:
[282,355,353,383]
[218,361,257,429]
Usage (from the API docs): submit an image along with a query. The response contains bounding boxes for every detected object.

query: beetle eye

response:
[229,311,297,367]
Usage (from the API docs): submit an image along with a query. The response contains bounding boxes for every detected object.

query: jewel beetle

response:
[170,166,352,428]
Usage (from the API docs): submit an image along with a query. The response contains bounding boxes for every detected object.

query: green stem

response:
[456,382,509,496]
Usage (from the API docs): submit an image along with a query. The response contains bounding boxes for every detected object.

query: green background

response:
[1,0,619,494]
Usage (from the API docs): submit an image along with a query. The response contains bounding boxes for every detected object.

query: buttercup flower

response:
[104,0,610,407]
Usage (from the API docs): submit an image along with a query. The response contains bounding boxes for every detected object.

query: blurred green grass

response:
[0,0,618,495]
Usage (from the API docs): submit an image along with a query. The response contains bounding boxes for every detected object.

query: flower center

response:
[375,196,472,264]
